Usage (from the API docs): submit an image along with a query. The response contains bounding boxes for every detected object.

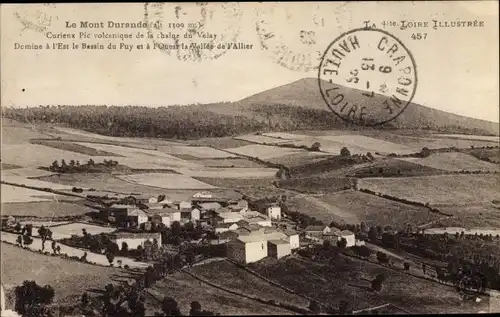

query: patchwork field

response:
[192,158,264,168]
[117,173,216,189]
[399,152,499,172]
[1,120,53,144]
[194,177,276,189]
[348,158,446,178]
[357,174,500,206]
[249,256,489,314]
[37,173,207,199]
[184,137,254,149]
[434,134,499,142]
[146,271,293,316]
[40,222,116,240]
[1,144,109,168]
[157,145,238,159]
[268,152,333,168]
[30,139,121,156]
[1,184,69,203]
[1,242,129,304]
[1,167,57,178]
[431,204,500,228]
[186,260,309,308]
[318,191,444,229]
[234,134,295,144]
[262,132,310,140]
[315,135,415,154]
[75,142,200,169]
[278,176,352,194]
[2,175,74,190]
[289,139,370,155]
[1,201,91,217]
[225,144,304,159]
[177,167,278,179]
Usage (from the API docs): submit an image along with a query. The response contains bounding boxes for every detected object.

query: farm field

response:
[38,222,116,240]
[37,173,206,200]
[348,158,446,178]
[468,147,500,164]
[74,142,201,169]
[225,144,305,160]
[1,163,22,170]
[146,271,294,316]
[194,177,276,189]
[117,173,216,190]
[184,136,254,149]
[268,152,333,168]
[19,220,72,227]
[262,132,310,140]
[192,158,264,168]
[357,174,500,206]
[1,119,53,144]
[424,227,500,236]
[156,145,238,159]
[1,201,91,217]
[2,175,74,190]
[30,139,121,156]
[1,144,109,168]
[1,167,56,178]
[186,260,310,308]
[432,204,500,228]
[278,176,352,194]
[1,184,69,203]
[233,134,295,144]
[289,139,370,155]
[1,242,130,305]
[315,135,416,154]
[317,191,444,229]
[399,152,499,172]
[434,134,500,142]
[249,256,489,314]
[177,167,279,179]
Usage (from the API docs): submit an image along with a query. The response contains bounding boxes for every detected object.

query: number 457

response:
[411,33,427,40]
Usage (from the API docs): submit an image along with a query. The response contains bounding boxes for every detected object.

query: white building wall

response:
[266,206,281,220]
[244,241,268,264]
[170,212,181,222]
[161,216,171,227]
[344,235,356,247]
[137,215,149,227]
[179,201,192,209]
[191,209,201,221]
[289,234,300,249]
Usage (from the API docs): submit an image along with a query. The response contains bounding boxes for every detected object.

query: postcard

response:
[1,2,499,316]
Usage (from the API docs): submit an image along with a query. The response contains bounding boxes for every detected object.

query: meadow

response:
[268,152,333,168]
[30,139,121,156]
[250,256,488,314]
[177,167,278,179]
[1,184,68,203]
[117,173,216,190]
[39,222,116,240]
[225,144,305,160]
[190,158,264,168]
[318,191,444,229]
[348,158,445,178]
[357,174,500,206]
[1,242,130,305]
[145,271,293,316]
[156,145,238,159]
[1,200,91,218]
[399,152,499,172]
[434,134,499,142]
[233,134,295,144]
[186,260,310,308]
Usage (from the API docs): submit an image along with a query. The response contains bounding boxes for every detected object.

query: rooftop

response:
[216,223,239,229]
[127,209,148,217]
[305,225,328,232]
[109,203,136,209]
[217,212,244,220]
[147,207,180,216]
[268,239,289,245]
[111,232,161,239]
[198,202,223,210]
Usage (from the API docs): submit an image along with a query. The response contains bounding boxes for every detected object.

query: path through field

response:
[0,232,149,269]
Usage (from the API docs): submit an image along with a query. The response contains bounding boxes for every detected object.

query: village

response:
[78,189,358,266]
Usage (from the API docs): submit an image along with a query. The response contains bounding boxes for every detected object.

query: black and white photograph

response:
[1,2,499,316]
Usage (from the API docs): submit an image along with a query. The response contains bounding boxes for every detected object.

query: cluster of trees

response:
[2,104,267,139]
[48,158,119,173]
[373,230,500,290]
[13,223,58,253]
[14,281,55,317]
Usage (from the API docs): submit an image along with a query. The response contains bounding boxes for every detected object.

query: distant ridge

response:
[233,78,499,135]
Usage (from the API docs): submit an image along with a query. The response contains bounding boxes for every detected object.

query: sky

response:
[1,1,499,122]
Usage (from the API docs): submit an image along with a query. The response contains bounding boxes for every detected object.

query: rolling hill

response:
[2,78,498,138]
[210,78,499,135]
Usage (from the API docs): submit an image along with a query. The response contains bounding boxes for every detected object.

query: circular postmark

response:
[144,2,242,61]
[255,3,352,72]
[318,28,417,126]
[14,4,58,34]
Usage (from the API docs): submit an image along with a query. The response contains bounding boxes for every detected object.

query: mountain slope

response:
[214,78,499,135]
